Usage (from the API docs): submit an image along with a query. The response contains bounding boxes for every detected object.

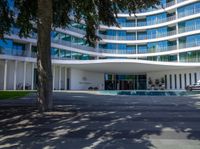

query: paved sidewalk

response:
[1,92,200,149]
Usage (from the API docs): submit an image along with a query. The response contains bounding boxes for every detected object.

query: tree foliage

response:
[1,0,159,46]
[0,0,159,111]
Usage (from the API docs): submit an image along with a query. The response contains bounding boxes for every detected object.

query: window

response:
[0,39,13,55]
[179,74,182,89]
[189,73,192,84]
[13,43,25,56]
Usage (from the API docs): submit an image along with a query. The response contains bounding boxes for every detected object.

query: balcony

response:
[178,7,200,18]
[99,34,136,40]
[179,24,200,34]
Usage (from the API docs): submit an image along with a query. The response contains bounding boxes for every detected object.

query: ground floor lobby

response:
[0,59,200,91]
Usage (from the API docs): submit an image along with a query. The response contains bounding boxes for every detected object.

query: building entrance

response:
[105,74,147,90]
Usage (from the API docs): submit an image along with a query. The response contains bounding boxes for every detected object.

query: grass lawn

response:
[0,91,31,100]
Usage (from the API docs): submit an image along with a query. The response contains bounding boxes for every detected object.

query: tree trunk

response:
[37,0,53,111]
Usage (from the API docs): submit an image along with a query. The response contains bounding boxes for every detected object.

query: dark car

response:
[185,82,200,91]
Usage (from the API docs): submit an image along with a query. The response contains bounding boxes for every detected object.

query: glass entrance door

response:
[105,74,147,90]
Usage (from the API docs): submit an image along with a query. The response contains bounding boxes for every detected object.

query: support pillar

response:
[23,61,27,90]
[31,63,35,90]
[3,60,7,90]
[53,65,55,90]
[13,60,18,90]
[64,67,67,90]
[59,66,62,90]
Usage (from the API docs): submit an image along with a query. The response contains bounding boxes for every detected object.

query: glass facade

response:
[0,0,200,63]
[105,74,147,90]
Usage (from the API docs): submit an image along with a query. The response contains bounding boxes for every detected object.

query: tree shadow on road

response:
[1,92,200,149]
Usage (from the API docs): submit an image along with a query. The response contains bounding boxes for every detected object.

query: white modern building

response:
[1,0,200,91]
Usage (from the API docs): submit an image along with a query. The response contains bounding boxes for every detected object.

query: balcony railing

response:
[99,34,136,40]
[146,15,176,26]
[180,41,200,49]
[179,24,200,34]
[178,7,200,18]
[138,45,177,54]
[1,39,200,57]
[5,28,200,56]
[67,26,86,34]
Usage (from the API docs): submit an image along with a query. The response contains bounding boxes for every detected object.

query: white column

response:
[31,63,35,90]
[3,60,8,90]
[53,65,55,90]
[13,60,18,90]
[23,61,27,90]
[59,66,62,90]
[65,67,67,90]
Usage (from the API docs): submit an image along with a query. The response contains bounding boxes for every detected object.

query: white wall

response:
[70,68,104,90]
[147,68,200,90]
[16,61,25,89]
[26,62,33,86]
[61,67,65,90]
[6,60,15,90]
[54,66,59,90]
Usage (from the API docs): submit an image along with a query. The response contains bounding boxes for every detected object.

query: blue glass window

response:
[0,39,13,55]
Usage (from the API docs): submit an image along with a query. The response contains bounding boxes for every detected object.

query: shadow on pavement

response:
[0,92,200,149]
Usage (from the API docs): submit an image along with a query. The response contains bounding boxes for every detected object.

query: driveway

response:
[0,92,200,149]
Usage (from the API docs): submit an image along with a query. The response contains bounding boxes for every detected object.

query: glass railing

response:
[100,27,199,41]
[66,26,86,34]
[177,0,187,3]
[178,7,200,18]
[179,24,200,33]
[0,47,27,57]
[138,45,177,54]
[137,21,147,27]
[1,40,200,57]
[99,34,136,40]
[52,38,95,52]
[5,29,200,56]
[180,57,200,63]
[137,30,176,40]
[99,49,136,54]
[180,41,200,49]
[164,1,175,8]
[122,0,186,14]
[146,15,176,26]
[119,22,136,27]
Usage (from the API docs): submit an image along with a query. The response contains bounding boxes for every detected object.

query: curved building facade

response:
[0,0,200,90]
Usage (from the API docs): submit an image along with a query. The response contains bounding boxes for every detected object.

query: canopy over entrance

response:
[54,59,200,74]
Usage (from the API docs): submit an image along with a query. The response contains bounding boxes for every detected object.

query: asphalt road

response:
[0,92,200,149]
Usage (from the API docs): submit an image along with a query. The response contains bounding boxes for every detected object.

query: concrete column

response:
[31,63,35,90]
[53,65,55,90]
[59,66,62,90]
[175,6,180,63]
[3,60,8,90]
[64,67,67,90]
[13,60,18,90]
[23,61,27,90]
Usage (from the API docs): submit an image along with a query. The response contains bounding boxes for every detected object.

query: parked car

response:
[185,81,200,91]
